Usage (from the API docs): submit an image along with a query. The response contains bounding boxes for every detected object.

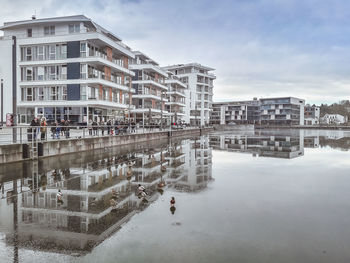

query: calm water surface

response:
[1,129,350,263]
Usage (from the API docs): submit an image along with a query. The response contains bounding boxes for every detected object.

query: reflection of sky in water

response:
[1,131,350,263]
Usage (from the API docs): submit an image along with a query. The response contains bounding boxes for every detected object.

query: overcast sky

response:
[0,0,349,105]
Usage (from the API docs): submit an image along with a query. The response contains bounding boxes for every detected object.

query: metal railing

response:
[0,124,197,145]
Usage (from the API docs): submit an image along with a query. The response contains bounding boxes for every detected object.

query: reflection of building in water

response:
[0,137,214,257]
[304,137,319,148]
[210,134,304,159]
[173,136,213,191]
[17,156,140,254]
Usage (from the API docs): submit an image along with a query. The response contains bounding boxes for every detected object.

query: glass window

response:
[38,87,44,100]
[80,64,87,79]
[80,43,86,58]
[49,45,55,60]
[69,24,80,33]
[37,46,44,60]
[26,47,32,61]
[50,86,58,100]
[61,65,67,80]
[44,26,55,35]
[80,86,87,100]
[62,86,67,100]
[26,87,34,101]
[26,67,33,81]
[61,44,67,59]
[49,66,56,80]
[37,67,44,80]
[27,29,32,37]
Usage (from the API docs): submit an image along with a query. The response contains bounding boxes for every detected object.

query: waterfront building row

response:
[211,97,307,126]
[0,15,215,126]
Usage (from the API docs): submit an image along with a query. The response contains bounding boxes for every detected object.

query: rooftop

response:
[163,63,215,71]
[0,15,123,42]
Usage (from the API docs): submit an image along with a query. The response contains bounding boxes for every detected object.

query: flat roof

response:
[163,63,214,71]
[0,15,123,42]
[133,50,159,66]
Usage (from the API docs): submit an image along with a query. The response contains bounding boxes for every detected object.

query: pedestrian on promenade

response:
[100,120,105,136]
[107,119,111,135]
[64,120,70,139]
[40,117,47,140]
[55,121,61,139]
[114,119,119,135]
[88,119,93,136]
[92,120,98,136]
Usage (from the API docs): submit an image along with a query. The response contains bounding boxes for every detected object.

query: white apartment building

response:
[320,114,348,125]
[130,51,168,125]
[164,71,186,124]
[163,63,215,126]
[0,15,135,124]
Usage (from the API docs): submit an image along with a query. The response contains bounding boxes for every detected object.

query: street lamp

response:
[1,79,3,127]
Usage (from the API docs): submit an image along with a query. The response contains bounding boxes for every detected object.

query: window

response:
[26,67,33,81]
[37,46,44,60]
[27,29,32,37]
[49,45,56,60]
[38,87,44,100]
[80,43,86,58]
[26,87,35,101]
[69,24,80,33]
[61,44,67,59]
[62,86,67,100]
[26,47,32,61]
[50,86,58,100]
[80,64,87,79]
[44,26,55,36]
[49,66,56,80]
[37,66,44,80]
[88,87,96,99]
[80,86,87,100]
[61,65,67,80]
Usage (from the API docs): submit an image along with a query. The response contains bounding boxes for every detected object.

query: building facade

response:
[320,114,348,125]
[0,15,135,124]
[211,97,305,126]
[210,99,260,125]
[304,104,320,125]
[164,71,186,124]
[163,63,215,126]
[130,51,168,125]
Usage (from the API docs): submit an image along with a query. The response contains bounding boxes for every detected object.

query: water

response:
[1,129,350,263]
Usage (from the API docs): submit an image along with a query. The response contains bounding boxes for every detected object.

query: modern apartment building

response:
[164,71,186,123]
[130,51,168,125]
[0,15,135,124]
[260,97,305,126]
[211,99,260,125]
[211,97,305,126]
[163,63,215,126]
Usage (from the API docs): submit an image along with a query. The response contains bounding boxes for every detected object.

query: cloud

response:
[0,0,349,105]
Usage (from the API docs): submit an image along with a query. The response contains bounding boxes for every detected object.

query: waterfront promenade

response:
[0,125,212,164]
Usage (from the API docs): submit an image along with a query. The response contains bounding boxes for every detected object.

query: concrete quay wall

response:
[0,128,212,164]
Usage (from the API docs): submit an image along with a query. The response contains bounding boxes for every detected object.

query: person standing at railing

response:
[114,119,119,135]
[40,117,47,140]
[107,119,112,135]
[55,121,61,139]
[131,121,136,133]
[88,119,93,136]
[60,119,66,137]
[92,120,98,136]
[64,120,70,139]
[100,120,105,136]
